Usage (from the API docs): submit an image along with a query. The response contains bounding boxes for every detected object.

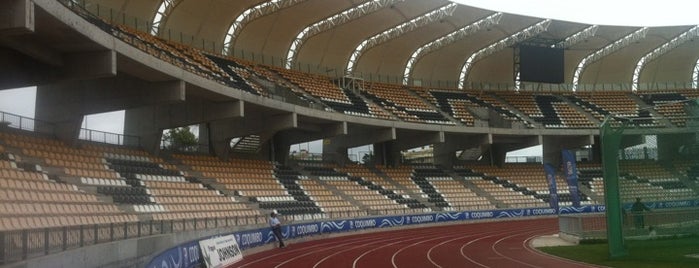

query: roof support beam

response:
[285,0,404,69]
[458,19,551,89]
[150,0,183,35]
[571,27,648,91]
[553,25,599,49]
[345,3,457,75]
[222,0,309,55]
[632,26,699,91]
[402,12,502,85]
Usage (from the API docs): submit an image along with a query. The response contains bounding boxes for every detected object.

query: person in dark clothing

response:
[631,197,651,229]
[269,211,285,248]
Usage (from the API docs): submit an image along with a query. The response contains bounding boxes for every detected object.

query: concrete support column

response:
[207,120,234,161]
[323,127,394,165]
[434,133,491,167]
[124,99,241,156]
[432,143,455,168]
[373,141,398,167]
[0,0,34,35]
[542,135,594,165]
[322,140,350,166]
[123,106,163,154]
[489,143,508,167]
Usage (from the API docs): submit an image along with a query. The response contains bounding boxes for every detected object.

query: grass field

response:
[538,236,699,268]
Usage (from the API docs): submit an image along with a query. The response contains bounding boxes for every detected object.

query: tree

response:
[163,127,198,151]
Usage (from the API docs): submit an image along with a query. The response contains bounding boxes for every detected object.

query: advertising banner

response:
[543,163,559,212]
[561,149,581,207]
[146,240,201,268]
[199,235,243,268]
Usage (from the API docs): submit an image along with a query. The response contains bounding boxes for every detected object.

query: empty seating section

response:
[111,25,268,97]
[375,165,424,196]
[470,164,563,208]
[4,124,699,243]
[618,160,697,202]
[428,177,494,211]
[578,161,699,204]
[495,92,595,128]
[272,67,349,103]
[0,133,138,231]
[471,91,530,124]
[360,83,453,124]
[552,103,597,128]
[266,165,322,216]
[577,163,604,201]
[203,54,268,96]
[637,90,699,127]
[272,67,395,120]
[410,167,452,208]
[172,154,273,218]
[412,88,476,125]
[335,164,427,212]
[300,163,368,214]
[567,92,658,127]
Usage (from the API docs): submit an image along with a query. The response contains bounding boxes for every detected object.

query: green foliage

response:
[163,127,198,150]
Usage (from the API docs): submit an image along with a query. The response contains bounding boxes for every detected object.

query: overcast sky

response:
[455,0,699,27]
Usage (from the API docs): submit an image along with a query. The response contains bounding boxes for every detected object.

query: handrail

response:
[0,110,139,146]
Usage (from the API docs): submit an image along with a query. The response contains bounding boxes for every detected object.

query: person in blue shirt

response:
[269,211,285,248]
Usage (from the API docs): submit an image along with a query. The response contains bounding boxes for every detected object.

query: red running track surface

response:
[230,218,596,268]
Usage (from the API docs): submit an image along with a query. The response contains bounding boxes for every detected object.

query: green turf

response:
[538,236,699,268]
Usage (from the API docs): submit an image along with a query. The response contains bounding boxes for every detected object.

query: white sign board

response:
[199,235,243,268]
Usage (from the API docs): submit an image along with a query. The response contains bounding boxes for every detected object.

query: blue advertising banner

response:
[234,228,271,250]
[289,222,321,238]
[146,240,201,268]
[543,163,559,212]
[561,149,581,207]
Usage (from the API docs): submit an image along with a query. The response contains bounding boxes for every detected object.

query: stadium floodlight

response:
[632,25,699,91]
[150,0,183,36]
[458,19,551,90]
[285,0,405,69]
[402,12,502,85]
[344,3,457,76]
[571,27,648,92]
[222,0,308,55]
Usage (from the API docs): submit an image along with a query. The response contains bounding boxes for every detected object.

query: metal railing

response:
[0,110,139,147]
[0,215,269,265]
[0,111,46,133]
[79,128,140,146]
[559,208,699,241]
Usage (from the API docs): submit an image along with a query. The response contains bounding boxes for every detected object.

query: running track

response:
[231,218,595,268]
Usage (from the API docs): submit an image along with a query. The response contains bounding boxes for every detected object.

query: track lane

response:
[230,218,593,268]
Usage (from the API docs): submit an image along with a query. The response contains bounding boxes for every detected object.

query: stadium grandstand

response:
[0,0,698,267]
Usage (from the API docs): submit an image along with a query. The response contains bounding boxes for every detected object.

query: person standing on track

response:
[269,211,285,248]
[631,197,651,229]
